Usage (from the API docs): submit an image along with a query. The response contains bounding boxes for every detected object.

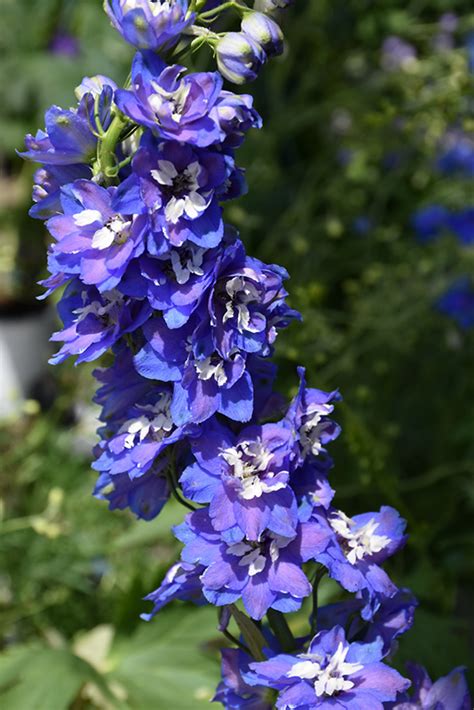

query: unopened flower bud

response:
[254,0,293,16]
[241,11,283,57]
[216,32,266,85]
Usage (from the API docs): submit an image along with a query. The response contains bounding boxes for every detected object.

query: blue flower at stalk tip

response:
[141,561,206,619]
[49,279,151,364]
[284,367,341,468]
[217,32,267,85]
[436,278,474,328]
[175,507,329,619]
[116,51,262,148]
[411,205,448,243]
[386,663,471,710]
[180,418,298,539]
[104,0,194,52]
[92,382,197,479]
[45,179,148,292]
[310,506,407,602]
[130,133,240,251]
[246,626,410,709]
[318,588,418,656]
[242,11,284,58]
[214,648,273,710]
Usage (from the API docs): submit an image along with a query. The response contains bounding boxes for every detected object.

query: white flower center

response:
[122,0,173,16]
[227,533,291,576]
[330,511,391,564]
[92,215,132,250]
[151,160,209,223]
[222,276,261,333]
[220,440,286,500]
[148,79,191,122]
[194,356,228,386]
[299,405,334,457]
[122,393,173,449]
[73,289,124,324]
[287,642,363,698]
[170,246,205,285]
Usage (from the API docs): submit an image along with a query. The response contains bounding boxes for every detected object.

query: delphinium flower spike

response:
[21,1,471,708]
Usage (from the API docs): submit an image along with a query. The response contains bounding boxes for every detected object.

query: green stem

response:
[97,111,129,183]
[310,567,326,634]
[198,0,247,20]
[266,609,295,652]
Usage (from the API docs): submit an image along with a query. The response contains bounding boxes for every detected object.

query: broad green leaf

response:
[108,606,220,710]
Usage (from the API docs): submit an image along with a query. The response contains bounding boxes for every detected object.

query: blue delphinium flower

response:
[284,367,341,468]
[175,507,329,619]
[310,506,407,602]
[437,277,474,328]
[92,383,197,478]
[45,179,148,292]
[104,0,194,52]
[180,418,298,539]
[437,131,474,177]
[386,663,471,710]
[246,626,410,708]
[49,280,151,364]
[141,561,206,619]
[94,465,171,520]
[214,648,273,709]
[131,133,238,250]
[318,588,418,656]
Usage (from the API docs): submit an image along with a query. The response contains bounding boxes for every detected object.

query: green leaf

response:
[0,645,107,710]
[108,606,220,709]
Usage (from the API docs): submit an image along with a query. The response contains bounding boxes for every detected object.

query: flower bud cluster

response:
[20,2,471,708]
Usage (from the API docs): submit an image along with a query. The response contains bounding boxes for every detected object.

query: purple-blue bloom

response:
[46,179,148,292]
[214,648,273,709]
[180,418,298,539]
[19,76,116,167]
[49,279,151,364]
[206,239,298,359]
[131,134,238,250]
[133,311,257,425]
[386,663,471,710]
[105,0,194,51]
[284,367,341,468]
[92,382,197,479]
[141,561,205,619]
[175,508,329,619]
[309,506,407,602]
[246,625,410,708]
[94,465,171,520]
[318,588,418,656]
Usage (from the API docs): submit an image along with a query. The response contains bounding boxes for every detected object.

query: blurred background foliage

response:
[0,0,473,706]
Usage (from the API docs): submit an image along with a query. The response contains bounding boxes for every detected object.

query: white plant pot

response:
[0,306,53,418]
